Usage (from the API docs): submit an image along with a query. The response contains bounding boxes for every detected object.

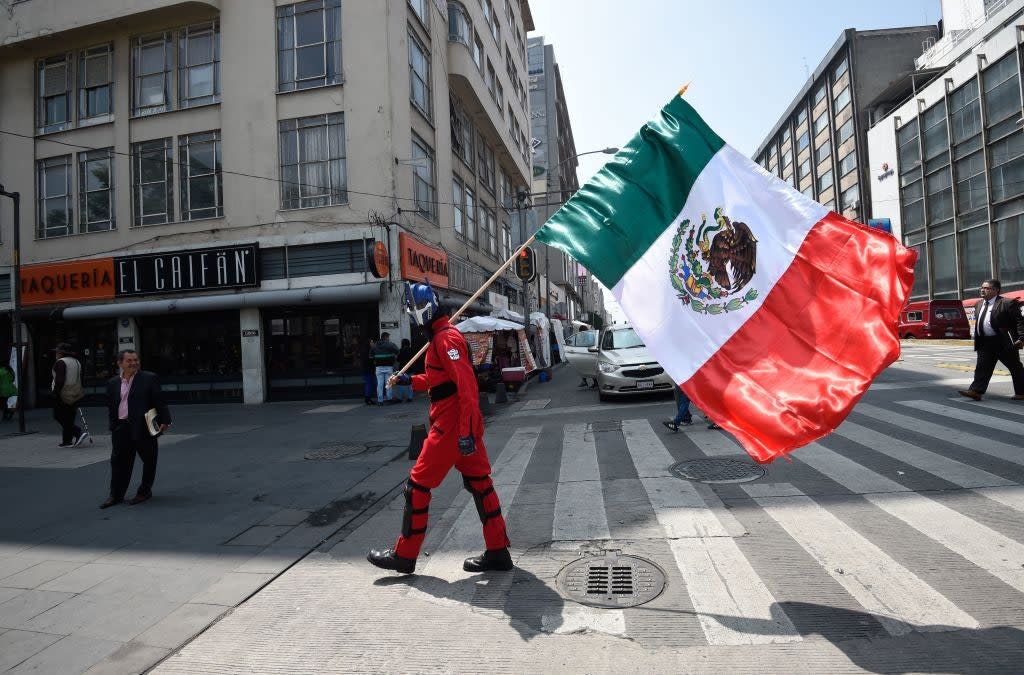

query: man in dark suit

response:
[101,349,172,508]
[958,279,1024,402]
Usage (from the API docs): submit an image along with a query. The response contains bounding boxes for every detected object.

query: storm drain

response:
[670,458,765,484]
[304,442,367,460]
[589,420,622,433]
[555,551,666,608]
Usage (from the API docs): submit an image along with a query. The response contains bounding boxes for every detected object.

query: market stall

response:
[489,309,552,368]
[455,315,538,391]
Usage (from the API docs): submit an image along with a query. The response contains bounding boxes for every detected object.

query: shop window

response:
[280,113,347,209]
[37,155,73,238]
[996,213,1024,280]
[179,130,223,220]
[140,312,242,400]
[78,148,114,233]
[132,137,174,226]
[277,0,342,92]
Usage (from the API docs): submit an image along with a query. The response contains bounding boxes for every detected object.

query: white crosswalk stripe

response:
[621,419,800,645]
[897,400,1024,435]
[742,482,978,634]
[797,442,1024,596]
[855,402,1024,468]
[948,397,1024,417]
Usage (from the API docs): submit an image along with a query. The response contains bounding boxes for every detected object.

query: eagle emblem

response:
[669,207,759,314]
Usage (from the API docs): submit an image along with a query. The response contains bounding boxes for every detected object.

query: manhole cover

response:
[304,442,367,460]
[589,420,622,433]
[555,551,666,608]
[670,458,765,484]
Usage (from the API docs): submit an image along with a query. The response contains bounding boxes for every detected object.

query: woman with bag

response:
[51,342,88,447]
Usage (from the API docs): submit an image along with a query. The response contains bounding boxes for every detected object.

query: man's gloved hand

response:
[458,435,476,456]
[387,373,411,388]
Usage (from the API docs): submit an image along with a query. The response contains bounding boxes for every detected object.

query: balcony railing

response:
[915,0,1016,70]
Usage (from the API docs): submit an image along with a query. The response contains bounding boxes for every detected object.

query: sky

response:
[526,0,941,322]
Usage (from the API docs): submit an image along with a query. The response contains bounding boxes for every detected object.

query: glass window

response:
[279,113,347,210]
[409,0,429,27]
[179,21,220,108]
[132,138,174,226]
[486,59,496,101]
[833,87,850,112]
[78,44,113,122]
[464,186,477,245]
[411,134,435,220]
[38,53,71,133]
[839,150,856,177]
[473,32,483,71]
[989,131,1024,203]
[481,205,497,257]
[996,214,1024,280]
[496,79,503,109]
[930,235,957,295]
[949,78,981,143]
[782,127,791,144]
[133,32,171,115]
[796,108,807,126]
[801,184,814,200]
[813,84,826,105]
[797,158,811,180]
[447,1,471,45]
[78,148,114,233]
[833,57,849,81]
[841,183,859,210]
[961,226,991,290]
[907,242,928,298]
[179,130,223,220]
[450,97,474,168]
[817,169,833,192]
[36,155,73,238]
[781,151,792,169]
[921,101,949,161]
[902,194,925,232]
[501,222,511,260]
[815,139,831,165]
[277,0,342,92]
[926,166,953,222]
[813,110,828,135]
[983,52,1021,126]
[896,118,921,173]
[409,31,431,118]
[602,327,644,350]
[836,118,854,145]
[453,177,464,237]
[954,151,987,215]
[477,132,495,193]
[797,131,809,152]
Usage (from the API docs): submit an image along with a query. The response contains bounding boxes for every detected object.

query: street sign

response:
[514,246,537,282]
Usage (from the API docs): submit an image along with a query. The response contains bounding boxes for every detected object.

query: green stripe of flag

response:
[535,95,725,289]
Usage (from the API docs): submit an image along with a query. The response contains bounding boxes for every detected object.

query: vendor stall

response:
[455,315,538,391]
[489,309,552,368]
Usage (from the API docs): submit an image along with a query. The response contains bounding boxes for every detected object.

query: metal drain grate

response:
[555,551,666,608]
[589,420,622,433]
[304,442,367,460]
[670,458,765,484]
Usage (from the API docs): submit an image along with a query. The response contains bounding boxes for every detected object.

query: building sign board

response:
[398,232,449,289]
[21,258,116,305]
[116,244,259,296]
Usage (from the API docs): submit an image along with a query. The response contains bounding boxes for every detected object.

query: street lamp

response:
[543,147,618,326]
[0,183,27,433]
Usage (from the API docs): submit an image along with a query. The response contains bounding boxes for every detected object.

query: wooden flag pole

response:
[391,233,538,378]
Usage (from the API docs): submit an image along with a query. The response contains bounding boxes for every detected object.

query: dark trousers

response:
[53,401,81,444]
[970,335,1024,394]
[110,424,159,500]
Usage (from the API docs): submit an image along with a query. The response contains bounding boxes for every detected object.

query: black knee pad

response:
[401,479,431,537]
[462,474,500,524]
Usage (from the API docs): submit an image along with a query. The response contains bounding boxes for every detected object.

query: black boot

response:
[367,548,415,574]
[463,548,513,572]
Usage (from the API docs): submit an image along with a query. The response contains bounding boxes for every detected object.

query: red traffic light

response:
[514,246,537,282]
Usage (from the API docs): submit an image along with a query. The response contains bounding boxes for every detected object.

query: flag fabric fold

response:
[536,94,916,463]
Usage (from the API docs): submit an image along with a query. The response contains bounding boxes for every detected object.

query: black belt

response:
[429,381,457,402]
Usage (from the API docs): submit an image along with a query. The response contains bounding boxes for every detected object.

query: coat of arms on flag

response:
[535,92,916,463]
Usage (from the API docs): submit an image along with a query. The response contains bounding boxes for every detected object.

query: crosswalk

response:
[407,397,1024,647]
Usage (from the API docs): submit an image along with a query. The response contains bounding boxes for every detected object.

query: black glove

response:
[458,435,476,456]
[395,373,411,385]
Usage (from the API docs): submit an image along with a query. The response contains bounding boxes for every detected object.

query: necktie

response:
[977,301,989,338]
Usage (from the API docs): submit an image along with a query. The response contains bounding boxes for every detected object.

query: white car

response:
[562,329,599,384]
[592,326,674,401]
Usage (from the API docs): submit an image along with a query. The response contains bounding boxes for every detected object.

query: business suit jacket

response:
[106,371,172,442]
[972,297,1024,351]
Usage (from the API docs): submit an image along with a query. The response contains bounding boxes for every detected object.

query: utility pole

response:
[0,184,27,433]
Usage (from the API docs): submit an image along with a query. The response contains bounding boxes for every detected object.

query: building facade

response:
[0,0,535,404]
[868,0,1024,300]
[753,26,939,226]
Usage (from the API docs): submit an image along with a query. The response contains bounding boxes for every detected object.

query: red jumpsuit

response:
[393,315,510,560]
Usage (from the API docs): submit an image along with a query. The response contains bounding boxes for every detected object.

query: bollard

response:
[478,390,493,416]
[494,381,509,404]
[408,423,427,461]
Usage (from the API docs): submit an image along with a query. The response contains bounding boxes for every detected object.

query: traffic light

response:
[514,246,537,282]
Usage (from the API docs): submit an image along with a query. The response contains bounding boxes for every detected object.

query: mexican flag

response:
[536,94,916,463]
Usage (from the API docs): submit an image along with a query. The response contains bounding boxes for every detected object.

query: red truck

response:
[898,300,970,339]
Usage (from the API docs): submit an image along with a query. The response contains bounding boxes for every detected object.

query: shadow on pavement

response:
[374,565,564,641]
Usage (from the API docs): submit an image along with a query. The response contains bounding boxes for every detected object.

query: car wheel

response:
[903,334,915,340]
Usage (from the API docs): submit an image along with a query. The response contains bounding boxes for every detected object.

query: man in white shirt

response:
[958,279,1024,401]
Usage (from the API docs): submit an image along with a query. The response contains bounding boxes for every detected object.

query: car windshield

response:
[603,328,645,350]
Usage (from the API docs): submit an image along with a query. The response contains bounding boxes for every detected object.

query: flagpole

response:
[391,234,538,378]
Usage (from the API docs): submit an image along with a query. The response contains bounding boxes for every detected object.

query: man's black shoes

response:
[99,497,122,509]
[463,548,514,572]
[367,548,416,574]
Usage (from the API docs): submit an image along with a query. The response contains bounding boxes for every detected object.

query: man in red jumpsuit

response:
[367,282,512,575]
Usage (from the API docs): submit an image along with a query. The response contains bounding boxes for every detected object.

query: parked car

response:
[591,325,674,401]
[562,329,599,383]
[898,300,970,339]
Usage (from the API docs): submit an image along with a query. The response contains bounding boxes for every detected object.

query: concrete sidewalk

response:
[0,396,441,673]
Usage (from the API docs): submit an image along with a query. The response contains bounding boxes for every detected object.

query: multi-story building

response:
[868,0,1024,301]
[0,0,535,404]
[526,35,581,325]
[753,26,938,225]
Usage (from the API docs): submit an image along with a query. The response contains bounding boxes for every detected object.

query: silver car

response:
[562,329,599,383]
[592,326,674,401]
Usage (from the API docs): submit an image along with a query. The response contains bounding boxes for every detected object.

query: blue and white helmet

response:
[404,281,439,326]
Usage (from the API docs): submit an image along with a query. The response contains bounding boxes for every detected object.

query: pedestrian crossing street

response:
[404,396,1024,648]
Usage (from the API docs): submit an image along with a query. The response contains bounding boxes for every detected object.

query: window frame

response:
[78,148,115,233]
[179,130,224,221]
[276,0,343,93]
[279,113,348,211]
[408,0,430,28]
[132,137,175,227]
[77,44,114,125]
[178,21,220,109]
[411,133,436,221]
[408,29,432,119]
[36,154,74,239]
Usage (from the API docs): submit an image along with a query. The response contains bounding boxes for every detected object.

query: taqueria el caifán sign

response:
[116,244,259,296]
